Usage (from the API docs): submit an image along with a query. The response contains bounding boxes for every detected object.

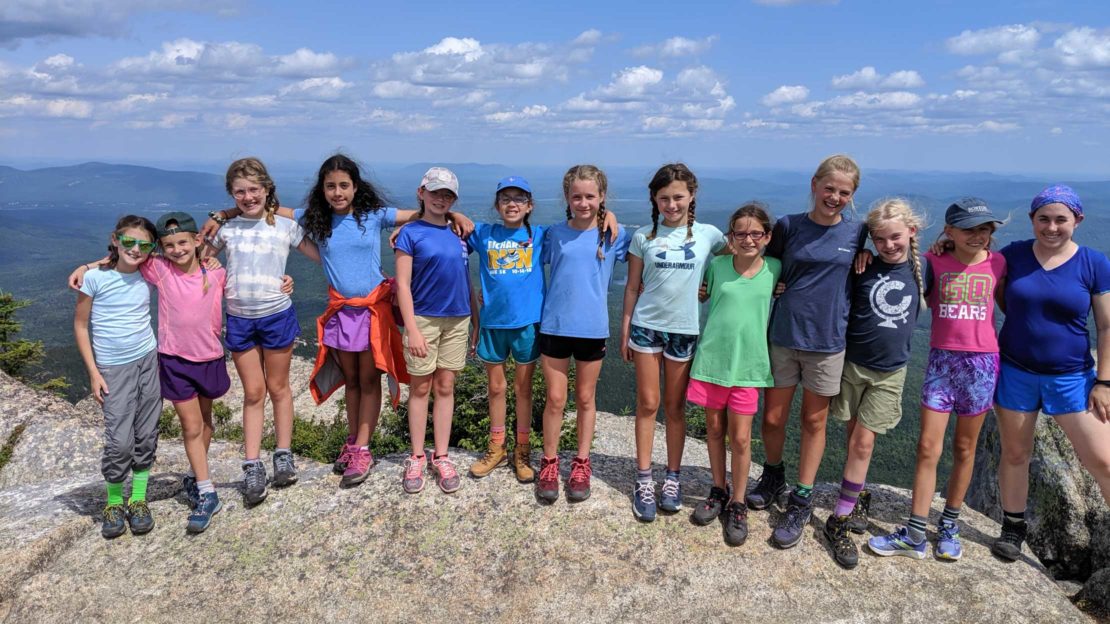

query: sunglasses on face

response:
[728,230,767,241]
[118,235,156,253]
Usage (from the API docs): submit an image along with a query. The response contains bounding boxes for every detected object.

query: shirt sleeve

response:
[138,256,164,285]
[394,225,416,256]
[383,207,398,229]
[283,214,305,247]
[765,216,787,259]
[923,255,935,299]
[709,225,727,253]
[615,226,632,263]
[628,230,645,259]
[293,208,307,225]
[1089,248,1110,294]
[78,270,98,297]
[704,258,717,297]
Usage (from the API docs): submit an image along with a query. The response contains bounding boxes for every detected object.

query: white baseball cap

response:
[421,167,459,196]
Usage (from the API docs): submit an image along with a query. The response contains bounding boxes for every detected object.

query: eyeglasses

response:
[728,230,767,241]
[232,186,265,199]
[498,195,530,206]
[118,235,156,253]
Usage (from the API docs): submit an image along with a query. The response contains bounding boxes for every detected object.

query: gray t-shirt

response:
[214,214,305,319]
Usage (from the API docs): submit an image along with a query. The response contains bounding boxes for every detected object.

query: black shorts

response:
[538,333,607,362]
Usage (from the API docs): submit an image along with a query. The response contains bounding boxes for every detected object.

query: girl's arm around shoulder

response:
[296,237,321,264]
[67,255,112,290]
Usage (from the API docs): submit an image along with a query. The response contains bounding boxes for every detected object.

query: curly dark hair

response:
[301,154,389,245]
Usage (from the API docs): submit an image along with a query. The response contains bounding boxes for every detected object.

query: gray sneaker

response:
[182,475,200,508]
[272,450,298,487]
[771,492,813,549]
[242,461,268,505]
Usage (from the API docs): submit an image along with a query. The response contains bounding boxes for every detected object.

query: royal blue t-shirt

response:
[394,220,471,317]
[845,258,922,371]
[766,212,868,352]
[540,222,631,339]
[294,207,397,298]
[999,240,1110,374]
[467,222,546,329]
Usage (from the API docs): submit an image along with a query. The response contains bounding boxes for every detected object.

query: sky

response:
[1,0,1109,176]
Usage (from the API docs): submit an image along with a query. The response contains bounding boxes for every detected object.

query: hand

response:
[602,210,620,244]
[68,264,90,290]
[468,331,478,358]
[89,372,109,406]
[449,211,474,239]
[199,214,224,242]
[388,225,405,250]
[929,239,955,256]
[698,283,709,303]
[774,281,786,297]
[619,329,633,362]
[475,291,484,308]
[406,332,428,359]
[202,256,222,271]
[280,274,294,295]
[1090,384,1110,423]
[854,250,873,274]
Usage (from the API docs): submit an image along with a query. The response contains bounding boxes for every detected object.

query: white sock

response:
[197,480,215,495]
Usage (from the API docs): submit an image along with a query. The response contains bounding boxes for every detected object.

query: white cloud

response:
[372,80,440,99]
[633,36,718,58]
[563,94,643,112]
[593,66,664,101]
[946,24,1040,56]
[827,91,921,110]
[0,94,91,118]
[278,76,352,99]
[358,108,439,133]
[573,29,602,46]
[381,36,581,89]
[1052,27,1110,68]
[761,85,808,106]
[831,66,924,90]
[484,104,549,124]
[275,48,341,77]
[114,38,267,79]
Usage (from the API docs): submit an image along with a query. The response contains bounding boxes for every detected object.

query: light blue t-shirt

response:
[467,222,547,329]
[79,268,157,366]
[540,222,631,339]
[296,207,398,298]
[395,220,471,317]
[629,221,726,335]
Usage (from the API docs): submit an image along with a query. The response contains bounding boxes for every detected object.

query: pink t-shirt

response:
[140,256,227,362]
[925,250,1007,353]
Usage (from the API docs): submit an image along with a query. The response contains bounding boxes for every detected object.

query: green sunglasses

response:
[118,235,157,253]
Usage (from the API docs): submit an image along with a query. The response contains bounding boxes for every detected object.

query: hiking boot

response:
[825,514,859,569]
[469,441,508,478]
[659,471,682,513]
[723,502,749,546]
[868,526,927,559]
[241,461,268,505]
[101,504,127,539]
[536,456,560,503]
[745,464,788,510]
[846,489,871,534]
[691,486,731,526]
[431,456,461,493]
[272,450,298,487]
[340,447,373,487]
[992,518,1027,562]
[632,479,657,522]
[333,437,355,474]
[566,456,592,502]
[511,440,535,483]
[126,500,155,535]
[402,454,428,494]
[182,474,200,509]
[186,491,223,534]
[771,492,813,549]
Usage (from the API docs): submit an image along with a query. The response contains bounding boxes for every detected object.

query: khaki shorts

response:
[770,344,846,397]
[403,315,470,377]
[829,361,907,434]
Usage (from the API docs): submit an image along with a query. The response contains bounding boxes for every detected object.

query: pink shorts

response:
[686,378,759,415]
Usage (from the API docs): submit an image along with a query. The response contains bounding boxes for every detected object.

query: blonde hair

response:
[867,197,925,310]
[562,164,610,259]
[225,157,279,226]
[811,154,861,216]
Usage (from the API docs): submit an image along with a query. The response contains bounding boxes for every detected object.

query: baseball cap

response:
[421,167,459,196]
[496,175,532,195]
[156,212,199,238]
[944,197,1002,229]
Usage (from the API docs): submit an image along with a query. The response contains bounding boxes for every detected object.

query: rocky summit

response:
[0,369,1093,623]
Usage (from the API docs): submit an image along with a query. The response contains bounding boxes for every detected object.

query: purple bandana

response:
[1030,184,1083,217]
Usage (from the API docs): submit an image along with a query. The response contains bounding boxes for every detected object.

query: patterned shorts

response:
[920,348,1000,417]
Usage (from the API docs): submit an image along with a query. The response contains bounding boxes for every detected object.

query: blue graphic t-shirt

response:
[540,222,632,339]
[294,207,398,298]
[467,222,546,329]
[395,220,471,317]
[844,258,922,371]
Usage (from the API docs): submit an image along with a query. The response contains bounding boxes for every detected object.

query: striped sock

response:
[907,514,928,544]
[793,483,814,499]
[941,505,961,526]
[1003,509,1027,526]
[490,426,506,446]
[834,478,864,517]
[636,468,653,482]
[197,479,215,495]
[129,469,150,503]
[106,481,124,506]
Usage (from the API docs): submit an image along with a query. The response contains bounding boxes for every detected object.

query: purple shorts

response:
[225,306,300,352]
[158,353,231,403]
[322,307,372,352]
[921,348,999,417]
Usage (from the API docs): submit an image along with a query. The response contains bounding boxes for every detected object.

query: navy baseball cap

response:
[945,197,1002,229]
[496,176,532,194]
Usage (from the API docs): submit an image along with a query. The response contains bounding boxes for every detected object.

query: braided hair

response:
[106,215,157,270]
[866,198,926,311]
[225,158,280,226]
[647,163,698,241]
[562,164,611,259]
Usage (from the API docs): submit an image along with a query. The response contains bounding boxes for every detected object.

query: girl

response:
[394,167,473,494]
[753,155,869,549]
[209,158,319,505]
[620,163,726,521]
[823,199,925,568]
[686,203,780,544]
[991,185,1110,561]
[74,216,161,539]
[535,164,632,504]
[869,197,1006,561]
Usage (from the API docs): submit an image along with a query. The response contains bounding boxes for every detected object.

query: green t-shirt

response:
[690,255,781,388]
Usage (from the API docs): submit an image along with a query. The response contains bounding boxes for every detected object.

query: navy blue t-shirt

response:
[767,213,868,352]
[999,240,1110,374]
[394,220,472,317]
[845,259,922,371]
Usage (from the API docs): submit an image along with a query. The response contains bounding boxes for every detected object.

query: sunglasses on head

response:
[118,235,156,253]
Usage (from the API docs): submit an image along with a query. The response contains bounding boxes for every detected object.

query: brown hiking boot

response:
[512,441,535,483]
[468,441,507,478]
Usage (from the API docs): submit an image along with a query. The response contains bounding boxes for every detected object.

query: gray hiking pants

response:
[98,349,161,482]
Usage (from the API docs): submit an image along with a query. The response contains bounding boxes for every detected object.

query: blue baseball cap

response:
[496,176,532,194]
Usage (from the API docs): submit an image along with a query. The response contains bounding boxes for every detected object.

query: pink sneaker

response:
[430,456,461,493]
[333,436,356,474]
[402,454,427,494]
[340,447,373,487]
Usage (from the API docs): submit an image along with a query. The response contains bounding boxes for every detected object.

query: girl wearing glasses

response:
[620,163,726,522]
[685,203,779,544]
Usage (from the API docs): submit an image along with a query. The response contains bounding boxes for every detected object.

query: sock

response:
[275,447,290,455]
[793,483,814,499]
[241,458,262,468]
[412,453,425,460]
[665,468,680,478]
[345,434,356,446]
[515,425,531,438]
[834,478,864,517]
[907,514,928,544]
[941,505,961,526]
[129,469,150,503]
[106,481,124,506]
[434,453,447,460]
[186,468,196,478]
[636,468,653,482]
[1003,509,1027,526]
[765,461,784,472]
[197,479,215,495]
[490,426,506,446]
[359,445,369,451]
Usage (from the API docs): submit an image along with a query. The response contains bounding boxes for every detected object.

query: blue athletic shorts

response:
[995,359,1095,416]
[225,306,300,352]
[477,324,540,364]
[627,324,698,362]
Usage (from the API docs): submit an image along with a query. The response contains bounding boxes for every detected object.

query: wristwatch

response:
[208,210,228,226]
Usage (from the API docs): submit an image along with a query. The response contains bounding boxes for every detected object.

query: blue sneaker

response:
[186,491,223,534]
[771,491,813,549]
[632,479,657,522]
[659,471,682,512]
[182,475,200,508]
[868,526,927,559]
[935,519,963,561]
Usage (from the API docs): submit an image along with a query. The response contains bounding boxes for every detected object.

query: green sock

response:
[794,483,814,499]
[106,481,124,506]
[129,469,150,503]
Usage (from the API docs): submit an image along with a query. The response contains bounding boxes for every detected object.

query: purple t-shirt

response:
[394,220,471,317]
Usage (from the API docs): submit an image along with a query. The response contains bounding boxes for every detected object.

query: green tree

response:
[0,292,67,393]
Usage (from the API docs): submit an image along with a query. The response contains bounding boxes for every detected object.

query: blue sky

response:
[2,0,1109,175]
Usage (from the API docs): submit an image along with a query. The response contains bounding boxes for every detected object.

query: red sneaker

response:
[535,456,560,503]
[567,456,592,502]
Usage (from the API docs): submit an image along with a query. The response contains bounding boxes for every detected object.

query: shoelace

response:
[245,463,266,490]
[347,450,369,473]
[104,505,124,522]
[937,522,959,541]
[433,457,458,479]
[634,481,656,505]
[275,452,296,473]
[336,445,353,465]
[782,502,809,530]
[539,460,559,483]
[403,457,425,480]
[129,501,151,519]
[999,523,1025,545]
[660,478,680,499]
[569,460,591,484]
[193,494,214,515]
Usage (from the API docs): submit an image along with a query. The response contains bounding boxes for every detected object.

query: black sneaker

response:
[771,491,813,549]
[723,502,749,546]
[126,500,155,535]
[845,489,871,534]
[745,464,788,510]
[691,485,730,526]
[991,518,1027,562]
[182,475,200,508]
[101,504,127,539]
[272,450,298,487]
[825,514,859,569]
[242,461,268,505]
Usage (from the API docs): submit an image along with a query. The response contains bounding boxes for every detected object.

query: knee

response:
[706,419,725,441]
[801,413,827,434]
[574,391,595,412]
[432,377,455,398]
[1001,440,1034,467]
[951,437,977,464]
[850,433,875,458]
[545,390,567,412]
[917,439,942,464]
[243,384,267,406]
[266,379,291,401]
[489,376,508,399]
[410,379,433,398]
[638,395,660,416]
[359,372,382,395]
